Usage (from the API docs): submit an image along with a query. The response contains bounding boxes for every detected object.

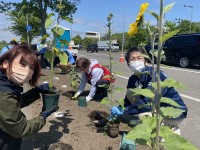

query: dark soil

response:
[31,68,150,150]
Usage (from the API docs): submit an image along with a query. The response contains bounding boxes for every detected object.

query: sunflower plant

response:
[40,0,72,91]
[125,1,197,150]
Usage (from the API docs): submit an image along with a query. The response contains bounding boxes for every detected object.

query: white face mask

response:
[129,61,145,73]
[9,64,33,85]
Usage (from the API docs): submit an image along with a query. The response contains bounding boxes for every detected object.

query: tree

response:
[164,20,177,32]
[5,1,40,43]
[72,34,82,45]
[126,27,147,49]
[0,0,80,43]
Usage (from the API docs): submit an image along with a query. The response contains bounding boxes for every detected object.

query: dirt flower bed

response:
[32,68,149,150]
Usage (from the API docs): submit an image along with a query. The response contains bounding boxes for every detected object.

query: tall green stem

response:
[155,0,164,149]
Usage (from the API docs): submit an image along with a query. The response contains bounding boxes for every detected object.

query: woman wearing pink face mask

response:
[0,45,57,150]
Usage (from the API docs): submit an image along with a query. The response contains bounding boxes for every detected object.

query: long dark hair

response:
[0,44,41,86]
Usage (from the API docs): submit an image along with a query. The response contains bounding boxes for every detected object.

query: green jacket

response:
[0,71,45,150]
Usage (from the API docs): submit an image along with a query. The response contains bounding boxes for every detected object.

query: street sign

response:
[26,25,32,31]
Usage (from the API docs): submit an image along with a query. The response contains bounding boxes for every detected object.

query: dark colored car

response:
[87,44,98,53]
[145,33,200,68]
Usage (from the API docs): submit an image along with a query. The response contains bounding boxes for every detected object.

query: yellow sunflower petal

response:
[136,2,149,21]
[128,22,138,36]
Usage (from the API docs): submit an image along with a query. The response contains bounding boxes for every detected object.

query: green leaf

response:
[163,2,175,13]
[117,98,125,109]
[40,34,49,41]
[150,82,157,90]
[150,49,164,58]
[114,87,124,92]
[47,13,55,20]
[45,18,53,28]
[57,51,68,65]
[125,124,152,146]
[143,54,151,60]
[59,39,69,46]
[44,49,53,62]
[160,107,185,119]
[161,97,181,107]
[141,116,156,131]
[160,29,180,43]
[146,10,159,20]
[130,88,155,99]
[160,126,198,150]
[51,26,65,38]
[161,78,186,90]
[100,97,110,105]
[61,16,73,23]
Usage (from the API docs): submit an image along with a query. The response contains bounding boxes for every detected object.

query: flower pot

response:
[78,96,87,107]
[42,93,60,111]
[120,133,136,150]
[107,122,120,138]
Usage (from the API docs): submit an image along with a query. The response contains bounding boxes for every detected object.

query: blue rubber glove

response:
[40,106,59,119]
[111,106,124,116]
[36,83,50,94]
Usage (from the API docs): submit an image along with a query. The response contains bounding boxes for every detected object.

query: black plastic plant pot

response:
[78,96,87,107]
[42,93,60,111]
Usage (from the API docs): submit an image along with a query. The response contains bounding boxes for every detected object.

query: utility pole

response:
[121,1,125,53]
[26,14,29,45]
[183,5,193,33]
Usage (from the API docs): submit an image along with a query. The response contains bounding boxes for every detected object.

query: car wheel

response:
[179,57,190,68]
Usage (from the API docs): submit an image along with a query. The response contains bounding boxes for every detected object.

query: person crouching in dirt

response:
[110,47,188,135]
[0,44,58,150]
[53,49,76,73]
[72,57,112,102]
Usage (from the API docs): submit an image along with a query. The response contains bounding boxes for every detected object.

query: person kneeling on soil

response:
[110,47,188,135]
[0,45,58,150]
[72,57,112,102]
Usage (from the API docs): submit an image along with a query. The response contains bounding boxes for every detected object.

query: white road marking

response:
[115,74,200,102]
[161,66,200,74]
[180,94,200,102]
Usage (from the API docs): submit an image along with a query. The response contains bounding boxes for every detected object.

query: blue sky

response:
[0,0,199,42]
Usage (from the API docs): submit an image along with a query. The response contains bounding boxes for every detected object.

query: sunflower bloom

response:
[128,22,138,36]
[136,2,149,21]
[128,2,149,36]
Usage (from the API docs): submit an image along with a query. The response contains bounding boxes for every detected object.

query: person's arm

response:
[0,93,45,138]
[21,88,41,108]
[160,71,187,112]
[78,73,88,93]
[88,68,104,97]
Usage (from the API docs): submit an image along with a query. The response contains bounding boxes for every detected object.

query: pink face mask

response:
[9,64,34,85]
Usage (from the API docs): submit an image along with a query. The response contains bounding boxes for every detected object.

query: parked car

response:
[145,33,200,68]
[87,44,98,53]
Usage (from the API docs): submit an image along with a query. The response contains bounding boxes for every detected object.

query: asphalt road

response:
[77,50,200,148]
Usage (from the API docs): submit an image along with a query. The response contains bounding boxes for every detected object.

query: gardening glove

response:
[40,106,59,119]
[86,95,92,102]
[111,106,124,116]
[35,83,50,94]
[72,91,81,99]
